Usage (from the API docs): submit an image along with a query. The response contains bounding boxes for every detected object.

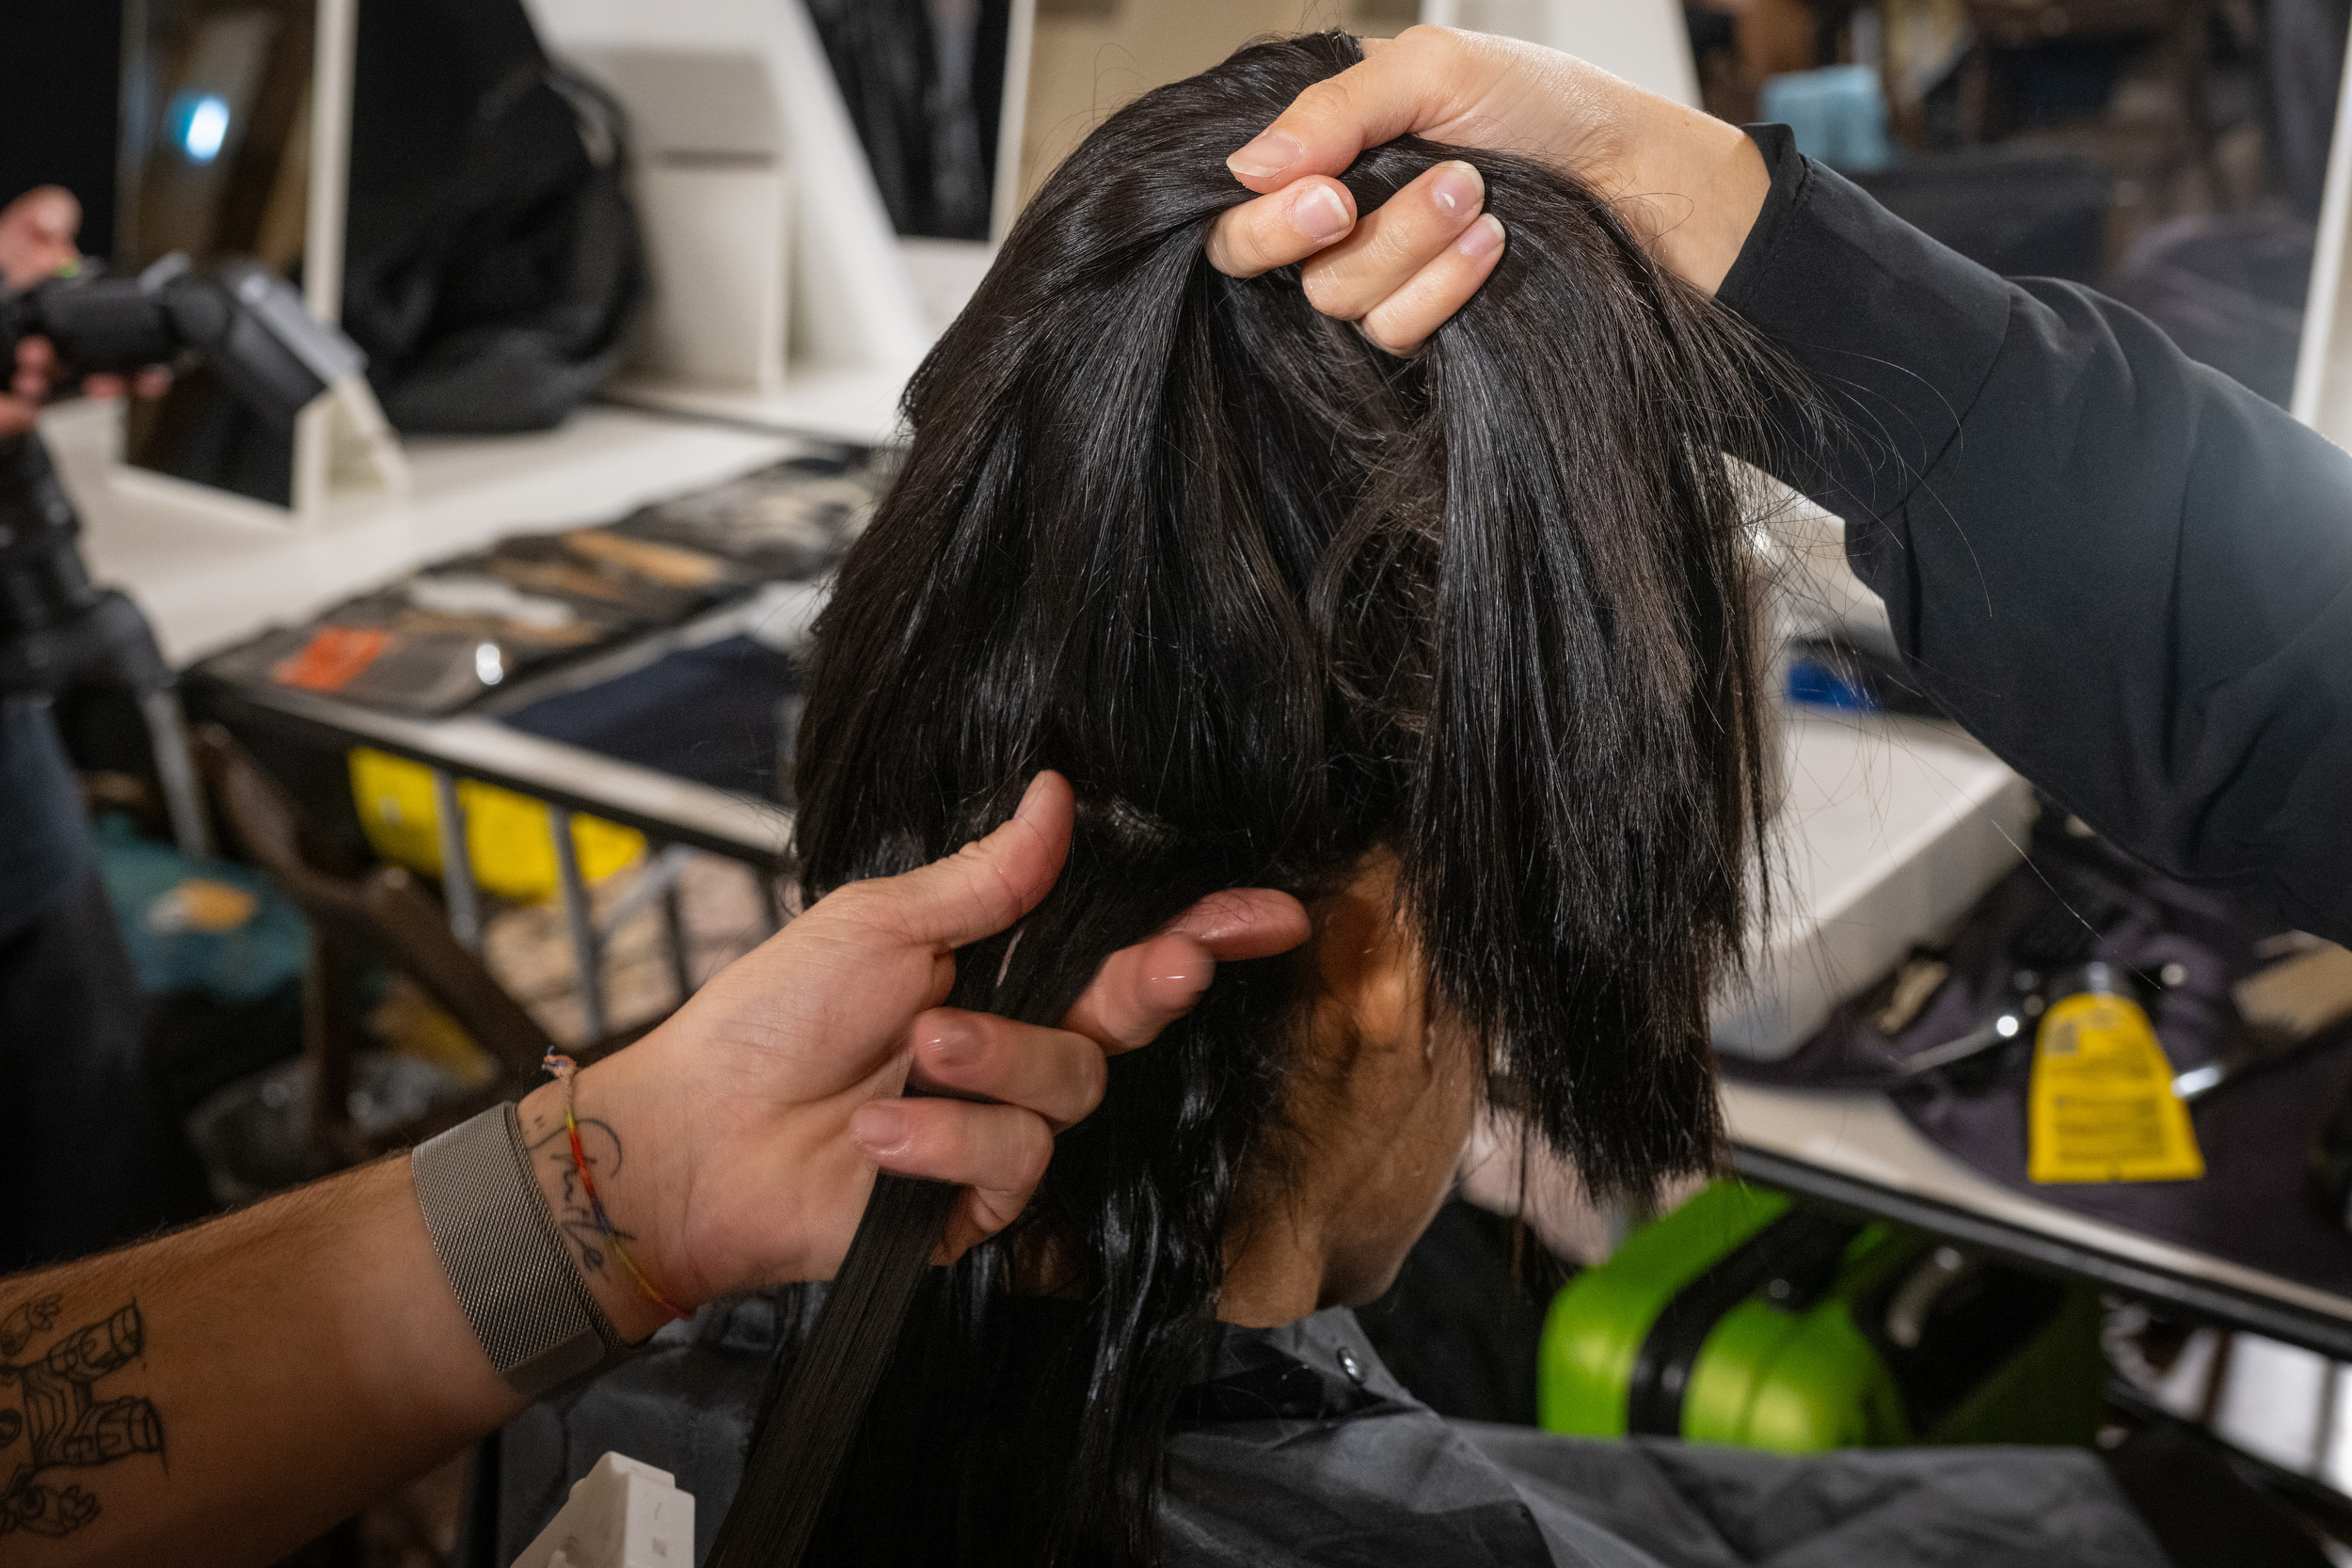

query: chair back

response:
[192,723,556,1163]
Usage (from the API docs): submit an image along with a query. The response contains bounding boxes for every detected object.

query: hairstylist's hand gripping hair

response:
[537,770,1311,1341]
[0,773,1304,1566]
[1203,25,1771,350]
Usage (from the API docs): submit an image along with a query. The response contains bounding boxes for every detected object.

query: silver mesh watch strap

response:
[412,1102,626,1399]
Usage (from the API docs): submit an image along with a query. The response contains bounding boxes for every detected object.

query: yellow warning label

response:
[2026,990,2204,1184]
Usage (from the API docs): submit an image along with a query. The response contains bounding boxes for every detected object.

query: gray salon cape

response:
[470,1298,2165,1567]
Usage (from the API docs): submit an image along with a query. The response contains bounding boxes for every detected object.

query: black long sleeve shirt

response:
[1722,127,2352,944]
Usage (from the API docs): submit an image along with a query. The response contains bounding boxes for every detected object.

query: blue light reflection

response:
[165,92,232,166]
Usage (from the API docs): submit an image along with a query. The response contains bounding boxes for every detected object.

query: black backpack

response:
[342,0,644,434]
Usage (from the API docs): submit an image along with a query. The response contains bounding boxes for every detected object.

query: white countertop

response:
[45,398,803,667]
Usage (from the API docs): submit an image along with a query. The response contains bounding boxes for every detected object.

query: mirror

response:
[117,0,317,506]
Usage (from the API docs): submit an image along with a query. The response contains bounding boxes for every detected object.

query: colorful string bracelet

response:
[542,1051,689,1323]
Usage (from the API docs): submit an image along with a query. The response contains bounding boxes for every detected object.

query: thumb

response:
[1225,32,1458,189]
[871,771,1074,949]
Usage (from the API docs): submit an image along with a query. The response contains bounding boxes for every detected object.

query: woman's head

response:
[788,28,1789,1562]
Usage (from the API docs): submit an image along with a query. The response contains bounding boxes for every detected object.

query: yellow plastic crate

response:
[348,747,643,903]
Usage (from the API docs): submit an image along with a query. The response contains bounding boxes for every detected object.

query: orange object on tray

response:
[270,626,392,692]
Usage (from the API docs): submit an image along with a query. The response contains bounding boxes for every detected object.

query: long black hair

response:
[779,30,1794,1565]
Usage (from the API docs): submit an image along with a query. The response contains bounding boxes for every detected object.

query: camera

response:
[0,253,366,853]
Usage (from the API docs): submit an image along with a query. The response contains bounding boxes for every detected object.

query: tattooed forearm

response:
[525,1112,631,1280]
[0,1297,59,1360]
[0,1293,163,1538]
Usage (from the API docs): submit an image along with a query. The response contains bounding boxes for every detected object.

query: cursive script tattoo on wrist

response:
[0,1294,164,1538]
[524,1111,633,1283]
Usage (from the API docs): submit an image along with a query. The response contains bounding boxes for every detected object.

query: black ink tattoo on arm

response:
[524,1114,633,1282]
[0,1293,163,1538]
[0,1297,58,1359]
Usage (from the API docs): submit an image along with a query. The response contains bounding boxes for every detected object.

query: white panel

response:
[632,163,794,392]
[582,46,781,157]
[990,0,1037,244]
[2295,24,2352,435]
[525,0,928,380]
[293,0,362,521]
[570,47,793,394]
[1426,0,1699,107]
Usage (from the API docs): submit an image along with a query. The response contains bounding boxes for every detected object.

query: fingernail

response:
[850,1102,911,1156]
[1228,129,1303,180]
[924,1018,981,1069]
[1148,953,1215,1006]
[1456,214,1505,261]
[1294,184,1352,244]
[1430,161,1484,220]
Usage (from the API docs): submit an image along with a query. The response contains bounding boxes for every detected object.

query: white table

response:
[46,398,804,666]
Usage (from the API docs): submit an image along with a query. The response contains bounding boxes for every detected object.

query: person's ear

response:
[1304,851,1425,1066]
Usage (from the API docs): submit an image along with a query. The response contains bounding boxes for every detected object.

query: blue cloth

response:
[499,634,798,799]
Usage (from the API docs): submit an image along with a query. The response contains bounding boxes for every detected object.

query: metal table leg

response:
[138,686,213,861]
[431,768,483,951]
[549,807,608,1043]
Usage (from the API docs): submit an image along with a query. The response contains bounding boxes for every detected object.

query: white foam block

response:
[511,1451,695,1568]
